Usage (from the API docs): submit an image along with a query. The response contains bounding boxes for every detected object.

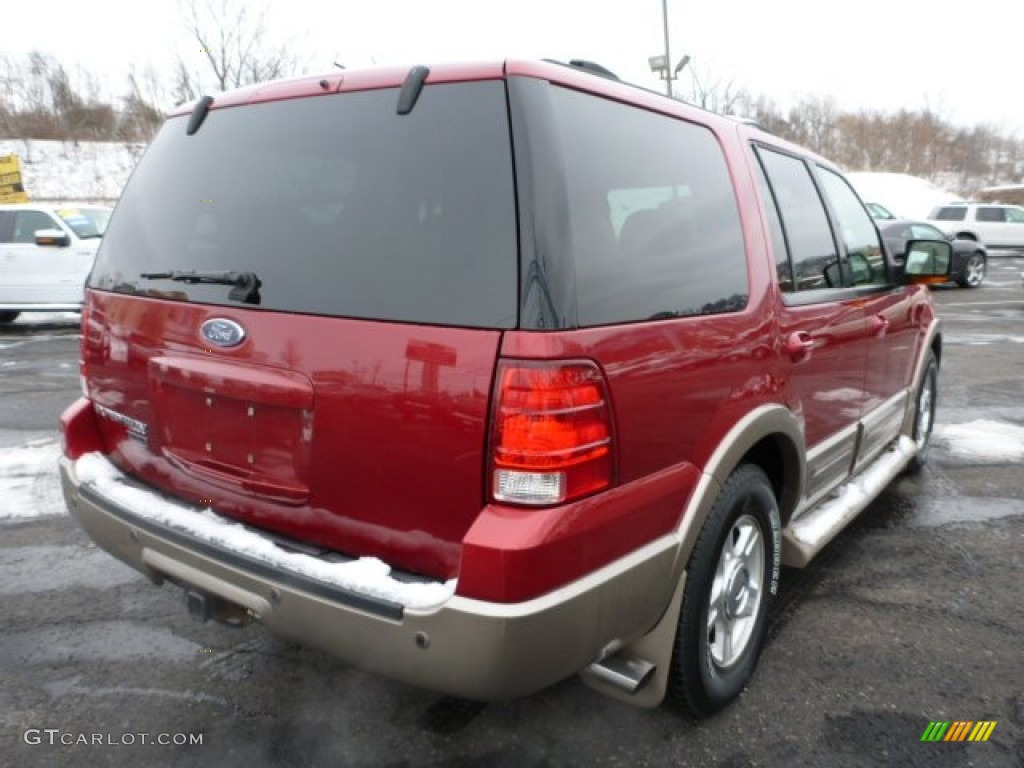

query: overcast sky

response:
[6,0,1023,134]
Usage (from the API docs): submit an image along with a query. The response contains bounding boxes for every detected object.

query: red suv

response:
[59,60,952,716]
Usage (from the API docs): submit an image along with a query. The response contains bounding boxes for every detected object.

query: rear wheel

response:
[0,311,20,324]
[669,464,780,717]
[905,351,938,474]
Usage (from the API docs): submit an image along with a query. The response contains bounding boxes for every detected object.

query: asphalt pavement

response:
[1,256,1022,768]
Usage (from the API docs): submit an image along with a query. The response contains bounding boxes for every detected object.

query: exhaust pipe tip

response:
[585,654,657,695]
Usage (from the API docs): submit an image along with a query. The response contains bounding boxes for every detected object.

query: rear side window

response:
[975,207,1005,223]
[933,207,967,221]
[90,82,518,329]
[549,88,748,326]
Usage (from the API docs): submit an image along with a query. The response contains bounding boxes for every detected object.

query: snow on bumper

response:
[73,452,455,610]
[59,452,678,701]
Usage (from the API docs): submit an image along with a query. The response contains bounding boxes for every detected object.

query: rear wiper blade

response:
[140,270,261,304]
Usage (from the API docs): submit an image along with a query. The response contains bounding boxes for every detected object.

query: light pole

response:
[649,2,690,98]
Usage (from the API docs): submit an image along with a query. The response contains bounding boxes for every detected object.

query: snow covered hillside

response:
[0,139,144,202]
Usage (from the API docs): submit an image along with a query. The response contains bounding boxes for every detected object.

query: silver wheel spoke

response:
[705,513,766,669]
[917,375,934,447]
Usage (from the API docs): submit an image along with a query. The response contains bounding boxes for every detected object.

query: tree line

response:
[1,0,1020,198]
[677,71,1023,197]
[742,94,1023,196]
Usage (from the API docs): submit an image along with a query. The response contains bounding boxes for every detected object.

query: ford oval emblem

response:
[200,318,246,348]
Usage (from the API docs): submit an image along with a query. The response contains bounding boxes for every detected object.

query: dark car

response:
[59,59,952,718]
[878,219,986,288]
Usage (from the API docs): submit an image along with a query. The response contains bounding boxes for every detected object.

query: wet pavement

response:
[1,260,1022,767]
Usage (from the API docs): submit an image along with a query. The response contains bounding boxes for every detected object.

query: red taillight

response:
[490,361,614,505]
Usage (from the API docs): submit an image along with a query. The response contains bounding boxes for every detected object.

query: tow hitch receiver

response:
[185,588,253,627]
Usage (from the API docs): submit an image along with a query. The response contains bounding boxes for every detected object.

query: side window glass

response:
[551,87,749,326]
[934,207,966,221]
[910,223,944,240]
[817,168,888,286]
[0,212,14,244]
[976,207,1004,223]
[755,148,837,291]
[12,211,58,244]
[1004,207,1024,224]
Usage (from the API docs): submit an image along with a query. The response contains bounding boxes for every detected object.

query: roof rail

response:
[543,59,620,81]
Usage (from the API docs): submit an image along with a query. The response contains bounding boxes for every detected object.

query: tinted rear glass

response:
[90,82,518,328]
[933,207,966,221]
[548,87,748,326]
[975,207,1004,222]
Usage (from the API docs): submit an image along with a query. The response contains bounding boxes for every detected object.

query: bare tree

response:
[178,0,298,96]
[675,62,748,116]
[119,67,166,141]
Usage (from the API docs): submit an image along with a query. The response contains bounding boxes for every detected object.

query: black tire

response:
[905,351,938,474]
[956,252,986,288]
[669,464,781,717]
[0,311,20,324]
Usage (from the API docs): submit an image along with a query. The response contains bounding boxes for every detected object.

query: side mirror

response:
[34,229,71,247]
[900,239,952,284]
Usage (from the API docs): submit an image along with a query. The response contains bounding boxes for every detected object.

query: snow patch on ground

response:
[907,497,1023,527]
[0,438,66,520]
[0,545,139,595]
[933,420,1024,463]
[945,334,1024,346]
[12,312,82,326]
[73,452,456,609]
[0,139,140,202]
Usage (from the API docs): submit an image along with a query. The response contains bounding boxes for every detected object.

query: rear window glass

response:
[549,88,748,326]
[90,82,518,328]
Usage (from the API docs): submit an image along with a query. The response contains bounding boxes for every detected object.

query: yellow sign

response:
[0,154,29,203]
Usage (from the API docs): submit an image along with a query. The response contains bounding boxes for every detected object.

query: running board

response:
[783,436,916,567]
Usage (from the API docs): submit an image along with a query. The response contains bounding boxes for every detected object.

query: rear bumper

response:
[60,454,679,700]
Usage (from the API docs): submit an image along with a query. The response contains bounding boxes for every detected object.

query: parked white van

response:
[0,203,112,322]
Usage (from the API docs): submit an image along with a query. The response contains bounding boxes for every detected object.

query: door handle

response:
[785,331,814,363]
[871,314,890,337]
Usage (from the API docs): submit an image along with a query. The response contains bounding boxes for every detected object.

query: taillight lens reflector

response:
[491,361,614,505]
